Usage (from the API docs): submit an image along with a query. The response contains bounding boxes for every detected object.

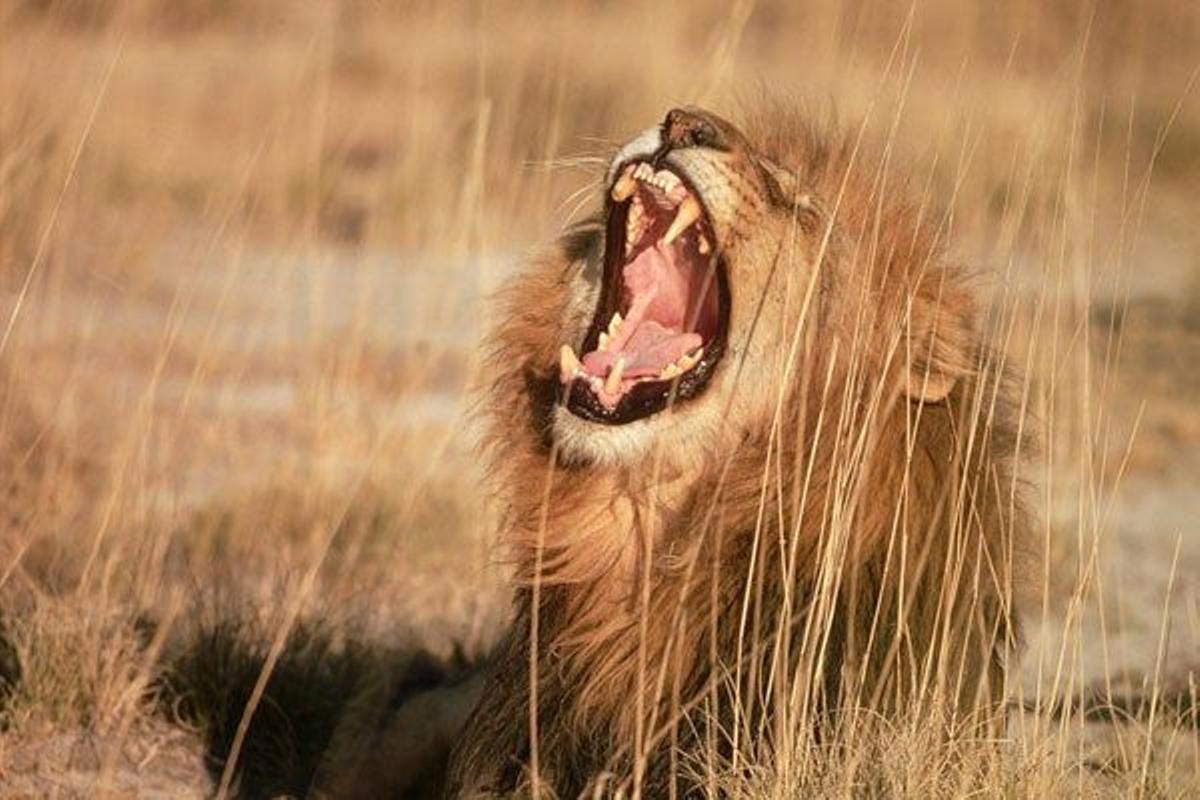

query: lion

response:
[445,106,1034,798]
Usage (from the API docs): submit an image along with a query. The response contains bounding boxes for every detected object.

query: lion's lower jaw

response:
[550,400,724,467]
[551,405,658,465]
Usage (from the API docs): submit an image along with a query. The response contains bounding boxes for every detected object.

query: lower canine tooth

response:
[660,363,681,380]
[698,233,711,254]
[598,331,609,350]
[608,312,623,336]
[662,196,701,246]
[560,345,582,379]
[604,357,626,395]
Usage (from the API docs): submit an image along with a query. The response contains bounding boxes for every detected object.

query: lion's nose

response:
[661,107,720,151]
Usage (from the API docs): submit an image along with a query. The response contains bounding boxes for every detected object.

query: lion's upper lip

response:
[558,159,729,425]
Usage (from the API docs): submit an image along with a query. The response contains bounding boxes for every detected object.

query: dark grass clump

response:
[160,615,479,799]
[0,615,21,727]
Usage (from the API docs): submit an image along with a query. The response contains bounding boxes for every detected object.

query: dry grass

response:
[0,0,1197,797]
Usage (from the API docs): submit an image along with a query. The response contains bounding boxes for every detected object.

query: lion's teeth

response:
[662,196,701,246]
[656,170,680,193]
[626,197,644,253]
[560,345,582,379]
[698,233,711,254]
[604,357,626,395]
[611,167,636,202]
[677,347,703,371]
[608,312,623,336]
[633,163,653,181]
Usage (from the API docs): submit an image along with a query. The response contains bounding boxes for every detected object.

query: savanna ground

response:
[0,1,1197,797]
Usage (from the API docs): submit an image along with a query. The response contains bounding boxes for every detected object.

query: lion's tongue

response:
[581,242,701,385]
[583,323,701,379]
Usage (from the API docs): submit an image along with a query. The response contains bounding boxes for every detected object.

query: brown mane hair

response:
[447,106,1034,797]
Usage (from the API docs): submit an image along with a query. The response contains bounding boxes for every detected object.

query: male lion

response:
[446,106,1033,798]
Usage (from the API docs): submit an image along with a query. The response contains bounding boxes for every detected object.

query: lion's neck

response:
[505,451,733,743]
[523,455,699,590]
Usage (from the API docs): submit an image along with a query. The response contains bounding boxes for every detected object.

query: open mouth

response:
[559,160,730,425]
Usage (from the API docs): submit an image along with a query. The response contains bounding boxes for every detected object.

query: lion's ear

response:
[902,285,976,404]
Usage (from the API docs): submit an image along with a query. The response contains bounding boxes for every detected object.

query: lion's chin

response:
[551,406,659,466]
[550,401,722,469]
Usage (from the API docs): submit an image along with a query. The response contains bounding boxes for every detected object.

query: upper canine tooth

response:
[611,169,636,202]
[659,363,681,380]
[698,233,711,254]
[598,331,610,350]
[560,345,582,380]
[662,196,701,246]
[604,356,626,395]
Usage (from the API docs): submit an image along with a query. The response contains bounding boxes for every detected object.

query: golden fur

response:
[446,106,1033,798]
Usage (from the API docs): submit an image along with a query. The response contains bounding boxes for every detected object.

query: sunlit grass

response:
[0,0,1196,796]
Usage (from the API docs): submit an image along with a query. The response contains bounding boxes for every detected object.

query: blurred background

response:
[0,1,1197,796]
